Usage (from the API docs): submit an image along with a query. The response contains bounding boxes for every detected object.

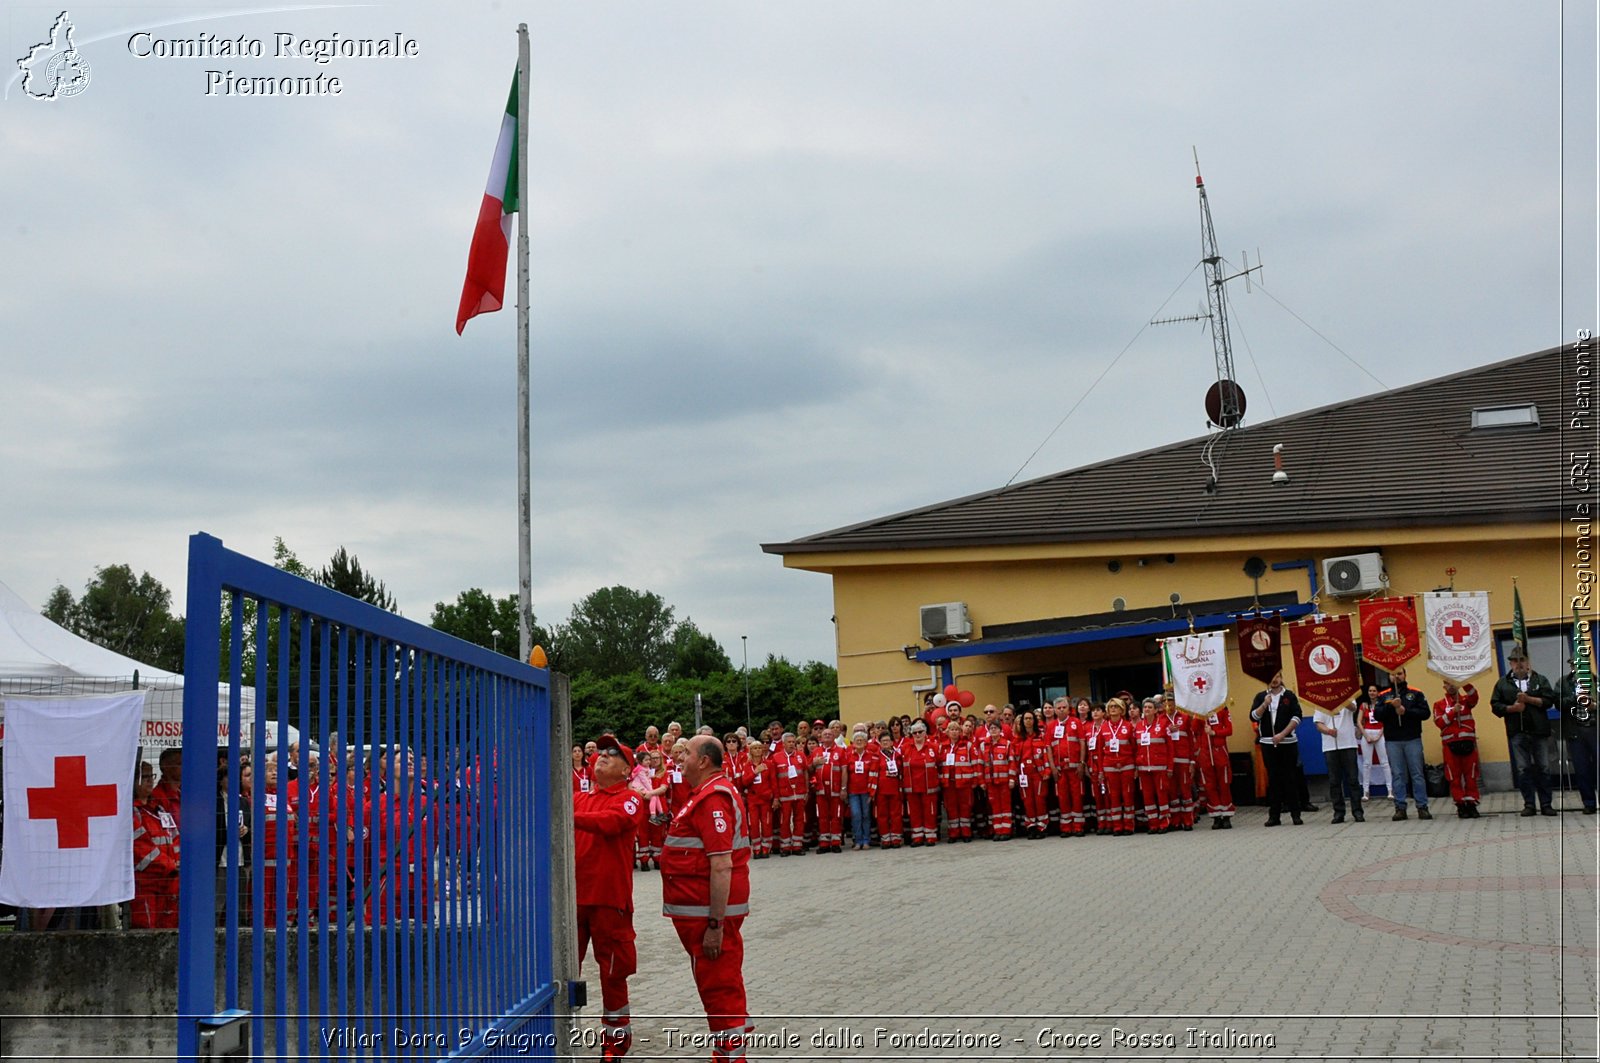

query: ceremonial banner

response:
[1288,614,1361,709]
[1162,631,1228,715]
[1235,614,1283,684]
[1423,591,1494,681]
[0,692,143,907]
[1358,596,1420,671]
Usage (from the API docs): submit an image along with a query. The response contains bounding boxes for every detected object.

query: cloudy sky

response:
[3,1,1594,668]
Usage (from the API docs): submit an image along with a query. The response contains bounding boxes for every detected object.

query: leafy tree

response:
[557,586,677,680]
[430,588,550,657]
[668,618,732,680]
[45,565,185,672]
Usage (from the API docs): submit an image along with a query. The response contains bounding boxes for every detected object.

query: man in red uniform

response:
[769,732,808,856]
[1195,705,1235,829]
[940,718,979,841]
[148,747,183,822]
[901,722,942,845]
[980,721,1016,840]
[740,740,777,857]
[1133,701,1172,833]
[1049,698,1088,836]
[575,735,648,1060]
[1159,696,1197,831]
[662,735,753,1063]
[1434,679,1482,817]
[871,731,904,848]
[132,760,180,928]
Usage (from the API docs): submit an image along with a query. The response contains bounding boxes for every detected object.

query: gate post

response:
[549,672,580,1028]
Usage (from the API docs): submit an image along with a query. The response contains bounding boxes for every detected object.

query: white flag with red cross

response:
[0,692,143,907]
[1162,631,1228,715]
[1423,591,1494,681]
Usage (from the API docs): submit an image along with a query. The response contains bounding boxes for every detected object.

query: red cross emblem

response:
[27,755,120,849]
[1191,675,1209,692]
[1443,619,1473,645]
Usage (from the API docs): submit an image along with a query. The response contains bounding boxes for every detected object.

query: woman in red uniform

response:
[1014,711,1053,838]
[1049,698,1087,836]
[741,740,777,856]
[1160,698,1197,830]
[1196,705,1236,829]
[901,722,942,846]
[1093,698,1137,836]
[871,731,904,848]
[1433,679,1481,817]
[844,730,879,850]
[980,720,1016,840]
[1133,701,1172,833]
[132,760,180,928]
[769,733,808,856]
[940,718,979,841]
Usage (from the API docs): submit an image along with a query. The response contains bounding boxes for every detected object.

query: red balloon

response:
[958,690,976,708]
[943,684,960,700]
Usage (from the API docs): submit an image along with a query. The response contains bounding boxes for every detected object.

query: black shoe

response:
[1585,806,1598,815]
[1392,809,1408,821]
[1264,817,1281,827]
[1291,814,1303,825]
[1211,818,1226,830]
[1303,804,1319,813]
[1352,810,1365,822]
[1541,806,1557,817]
[1464,804,1479,818]
[1417,807,1432,820]
[1521,805,1537,817]
[1330,813,1345,824]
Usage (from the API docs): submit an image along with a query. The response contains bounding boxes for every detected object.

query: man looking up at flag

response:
[1492,645,1558,817]
[574,735,647,1060]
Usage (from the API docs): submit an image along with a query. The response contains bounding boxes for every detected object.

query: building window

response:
[1470,404,1539,429]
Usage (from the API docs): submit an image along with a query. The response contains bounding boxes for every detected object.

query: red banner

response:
[1358,596,1420,671]
[1288,614,1361,710]
[1235,615,1284,685]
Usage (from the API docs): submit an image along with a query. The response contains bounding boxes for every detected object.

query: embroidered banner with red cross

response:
[1358,596,1421,671]
[1423,591,1494,681]
[1288,614,1362,710]
[1162,631,1229,715]
[0,692,143,907]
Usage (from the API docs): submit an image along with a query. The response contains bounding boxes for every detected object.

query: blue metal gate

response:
[176,533,560,1060]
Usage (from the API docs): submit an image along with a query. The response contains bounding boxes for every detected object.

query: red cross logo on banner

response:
[1443,619,1472,644]
[1191,675,1209,692]
[27,755,120,849]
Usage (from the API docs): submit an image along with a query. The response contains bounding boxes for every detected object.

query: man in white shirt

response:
[1313,700,1365,824]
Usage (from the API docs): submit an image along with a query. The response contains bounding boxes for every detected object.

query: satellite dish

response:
[1112,597,1127,612]
[1205,379,1247,428]
[1243,556,1268,579]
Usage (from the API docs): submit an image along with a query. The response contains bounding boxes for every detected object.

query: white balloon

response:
[932,693,947,708]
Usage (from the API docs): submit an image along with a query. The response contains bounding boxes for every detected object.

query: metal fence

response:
[177,533,565,1060]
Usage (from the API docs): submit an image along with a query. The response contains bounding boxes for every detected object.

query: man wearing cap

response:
[1492,645,1559,817]
[661,734,752,1063]
[1374,666,1433,821]
[574,736,648,1060]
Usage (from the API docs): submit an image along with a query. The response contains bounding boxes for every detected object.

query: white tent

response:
[0,579,255,764]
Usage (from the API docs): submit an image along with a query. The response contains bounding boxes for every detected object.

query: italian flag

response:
[456,72,520,335]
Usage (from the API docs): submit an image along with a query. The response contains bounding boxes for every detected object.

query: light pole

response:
[491,628,502,655]
[741,635,750,732]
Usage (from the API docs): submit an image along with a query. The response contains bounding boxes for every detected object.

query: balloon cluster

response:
[927,682,977,733]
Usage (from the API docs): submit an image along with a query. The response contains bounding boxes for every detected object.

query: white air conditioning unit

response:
[920,602,972,641]
[1323,552,1386,596]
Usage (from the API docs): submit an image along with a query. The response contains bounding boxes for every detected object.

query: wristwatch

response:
[706,917,722,929]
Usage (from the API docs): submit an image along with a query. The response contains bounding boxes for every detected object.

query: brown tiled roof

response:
[764,342,1579,556]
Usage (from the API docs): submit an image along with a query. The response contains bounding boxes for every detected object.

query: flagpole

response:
[515,23,533,662]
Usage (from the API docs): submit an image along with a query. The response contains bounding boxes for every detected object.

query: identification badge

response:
[1208,713,1219,725]
[264,793,278,812]
[1107,738,1120,753]
[1054,723,1065,739]
[854,761,865,774]
[671,771,683,784]
[753,772,763,784]
[1019,772,1029,788]
[1139,733,1151,746]
[945,753,956,766]
[887,761,899,776]
[1088,736,1098,750]
[786,766,797,778]
[158,810,177,830]
[580,778,591,792]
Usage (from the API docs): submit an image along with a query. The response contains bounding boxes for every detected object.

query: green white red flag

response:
[456,72,520,335]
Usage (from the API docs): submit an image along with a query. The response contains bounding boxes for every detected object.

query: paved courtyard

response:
[577,790,1598,1062]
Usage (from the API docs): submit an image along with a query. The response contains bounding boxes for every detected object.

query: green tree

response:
[430,588,550,657]
[318,545,397,613]
[46,565,185,672]
[668,618,732,680]
[557,586,677,680]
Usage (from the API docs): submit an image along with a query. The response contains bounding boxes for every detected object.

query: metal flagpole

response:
[515,23,533,662]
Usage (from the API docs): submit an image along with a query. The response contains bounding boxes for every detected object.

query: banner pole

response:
[515,22,533,661]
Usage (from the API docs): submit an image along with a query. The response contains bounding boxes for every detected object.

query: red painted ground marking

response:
[1318,828,1599,957]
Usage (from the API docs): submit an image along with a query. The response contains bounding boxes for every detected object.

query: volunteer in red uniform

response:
[1195,705,1235,829]
[1014,711,1053,838]
[661,735,753,1063]
[769,733,808,856]
[937,719,976,841]
[575,735,649,1060]
[901,721,942,846]
[1158,696,1197,830]
[980,720,1017,840]
[573,745,592,795]
[740,741,777,857]
[872,732,905,848]
[1093,698,1137,836]
[132,760,180,928]
[260,752,298,926]
[1049,698,1088,836]
[1133,701,1172,833]
[815,728,849,853]
[1434,679,1482,817]
[148,747,183,823]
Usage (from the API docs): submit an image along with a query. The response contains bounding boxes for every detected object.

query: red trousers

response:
[1199,756,1234,816]
[1168,760,1195,827]
[874,791,904,846]
[672,916,749,1042]
[984,782,1013,837]
[1018,777,1048,833]
[745,800,774,856]
[1138,769,1171,830]
[1055,767,1085,834]
[815,794,844,850]
[906,790,939,844]
[1442,744,1481,805]
[776,798,805,853]
[131,876,178,928]
[579,905,637,1039]
[944,785,975,839]
[1101,768,1135,833]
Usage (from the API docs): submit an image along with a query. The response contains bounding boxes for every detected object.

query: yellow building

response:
[766,341,1595,789]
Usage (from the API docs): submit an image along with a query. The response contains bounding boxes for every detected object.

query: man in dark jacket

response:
[1374,666,1433,821]
[1491,645,1558,816]
[1557,668,1598,815]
